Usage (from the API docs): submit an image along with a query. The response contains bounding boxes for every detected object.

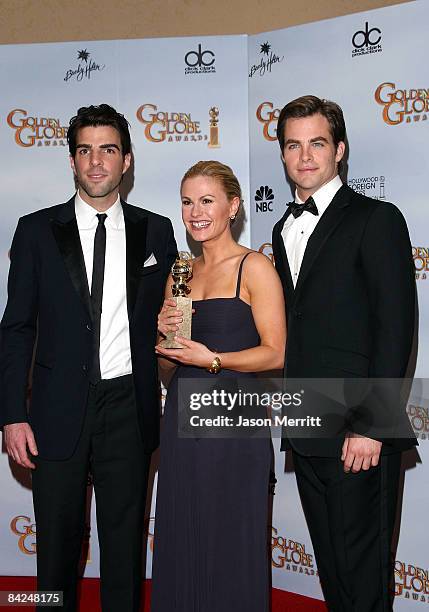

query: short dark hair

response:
[277,95,346,152]
[67,104,131,157]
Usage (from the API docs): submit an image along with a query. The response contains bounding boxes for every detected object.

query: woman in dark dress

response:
[151,161,286,612]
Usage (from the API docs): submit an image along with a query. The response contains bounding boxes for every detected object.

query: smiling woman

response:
[151,160,286,612]
[180,160,241,241]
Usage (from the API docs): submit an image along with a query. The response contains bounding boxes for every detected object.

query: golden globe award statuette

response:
[160,252,193,349]
[208,106,220,148]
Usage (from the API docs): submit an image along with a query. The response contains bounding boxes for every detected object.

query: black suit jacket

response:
[0,196,177,459]
[272,184,417,456]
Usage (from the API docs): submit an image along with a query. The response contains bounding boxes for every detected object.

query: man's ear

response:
[122,152,131,175]
[335,141,346,164]
[69,155,77,175]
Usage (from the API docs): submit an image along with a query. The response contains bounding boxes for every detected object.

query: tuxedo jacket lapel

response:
[294,184,352,297]
[273,207,294,297]
[51,198,149,322]
[50,197,92,319]
[122,202,148,320]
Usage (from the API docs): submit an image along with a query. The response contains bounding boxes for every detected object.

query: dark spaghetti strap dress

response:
[151,254,270,612]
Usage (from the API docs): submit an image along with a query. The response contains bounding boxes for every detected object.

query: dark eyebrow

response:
[75,143,121,150]
[310,136,329,143]
[284,136,329,145]
[99,143,120,150]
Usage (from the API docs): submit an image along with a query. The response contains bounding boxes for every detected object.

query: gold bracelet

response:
[207,355,222,374]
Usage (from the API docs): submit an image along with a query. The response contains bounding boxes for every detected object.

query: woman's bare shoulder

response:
[241,249,274,270]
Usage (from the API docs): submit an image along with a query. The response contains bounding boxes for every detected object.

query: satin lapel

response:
[294,185,352,297]
[273,208,294,297]
[50,201,92,319]
[124,210,147,321]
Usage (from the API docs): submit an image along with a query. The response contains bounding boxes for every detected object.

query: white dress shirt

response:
[75,192,132,379]
[281,175,343,287]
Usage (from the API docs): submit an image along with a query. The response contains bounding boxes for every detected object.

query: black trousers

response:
[292,450,401,612]
[32,375,151,612]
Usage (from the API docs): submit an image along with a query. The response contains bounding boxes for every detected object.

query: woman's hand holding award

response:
[159,252,192,349]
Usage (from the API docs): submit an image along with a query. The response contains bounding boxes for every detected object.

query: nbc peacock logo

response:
[255,185,275,213]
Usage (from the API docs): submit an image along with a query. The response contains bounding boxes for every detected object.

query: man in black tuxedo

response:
[0,104,177,611]
[272,95,416,611]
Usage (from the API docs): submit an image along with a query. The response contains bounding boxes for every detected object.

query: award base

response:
[159,296,192,349]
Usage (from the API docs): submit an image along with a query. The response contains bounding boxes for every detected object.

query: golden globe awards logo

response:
[10,516,36,555]
[258,242,273,263]
[256,102,280,141]
[413,246,429,281]
[10,514,92,561]
[375,83,429,125]
[348,175,386,200]
[407,402,429,440]
[395,560,429,602]
[7,109,68,148]
[271,527,317,576]
[136,104,220,146]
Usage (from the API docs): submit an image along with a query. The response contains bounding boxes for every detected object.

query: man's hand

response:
[341,432,382,473]
[3,422,38,469]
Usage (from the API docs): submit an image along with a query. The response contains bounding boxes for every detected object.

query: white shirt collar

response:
[75,191,123,230]
[295,175,343,216]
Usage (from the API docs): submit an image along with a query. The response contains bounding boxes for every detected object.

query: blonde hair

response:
[181,161,242,221]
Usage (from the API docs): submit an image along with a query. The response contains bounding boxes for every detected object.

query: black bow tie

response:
[287,196,318,219]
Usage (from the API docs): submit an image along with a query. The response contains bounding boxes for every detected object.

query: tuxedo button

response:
[86,324,92,331]
[82,364,88,373]
[294,311,303,319]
